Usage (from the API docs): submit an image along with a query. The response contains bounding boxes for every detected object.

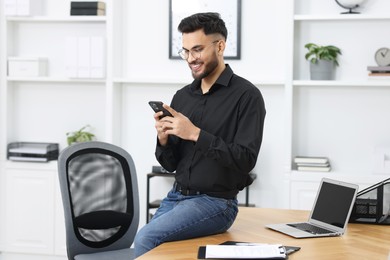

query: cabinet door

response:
[290,181,319,210]
[54,173,66,256]
[4,169,55,255]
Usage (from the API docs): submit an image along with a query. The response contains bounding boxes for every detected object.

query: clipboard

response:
[197,241,300,259]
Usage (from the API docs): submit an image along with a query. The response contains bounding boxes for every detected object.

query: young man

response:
[134,12,266,257]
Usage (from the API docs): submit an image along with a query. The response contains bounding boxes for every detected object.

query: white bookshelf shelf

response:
[7,77,106,83]
[293,80,390,87]
[114,77,285,86]
[5,160,57,170]
[6,16,106,23]
[290,170,389,183]
[114,77,190,85]
[294,14,390,21]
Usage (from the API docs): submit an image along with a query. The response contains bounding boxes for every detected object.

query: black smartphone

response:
[148,101,173,119]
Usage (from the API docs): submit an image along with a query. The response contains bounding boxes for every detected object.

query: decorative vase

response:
[310,60,335,80]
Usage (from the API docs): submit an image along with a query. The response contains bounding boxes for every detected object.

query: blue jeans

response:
[134,188,238,257]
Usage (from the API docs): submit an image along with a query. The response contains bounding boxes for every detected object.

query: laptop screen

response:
[311,181,357,228]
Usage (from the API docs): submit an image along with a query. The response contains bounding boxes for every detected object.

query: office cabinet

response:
[3,163,65,256]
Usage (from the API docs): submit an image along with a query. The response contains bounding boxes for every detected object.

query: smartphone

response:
[148,101,173,119]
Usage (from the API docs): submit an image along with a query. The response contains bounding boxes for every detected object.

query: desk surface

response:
[136,207,390,260]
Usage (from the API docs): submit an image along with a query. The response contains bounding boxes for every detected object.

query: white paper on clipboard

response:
[204,244,286,259]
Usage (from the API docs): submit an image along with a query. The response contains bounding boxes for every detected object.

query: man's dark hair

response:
[178,12,227,40]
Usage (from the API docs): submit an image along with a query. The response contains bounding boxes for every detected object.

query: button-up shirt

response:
[156,65,266,198]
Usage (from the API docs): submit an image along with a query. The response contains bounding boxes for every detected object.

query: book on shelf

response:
[294,156,328,164]
[367,66,390,73]
[70,8,105,16]
[297,165,331,172]
[368,72,390,77]
[70,1,106,10]
[295,162,330,167]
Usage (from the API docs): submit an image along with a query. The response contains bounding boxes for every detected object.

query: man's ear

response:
[217,40,226,56]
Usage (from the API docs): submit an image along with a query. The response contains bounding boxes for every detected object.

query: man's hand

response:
[153,104,200,145]
[153,107,170,146]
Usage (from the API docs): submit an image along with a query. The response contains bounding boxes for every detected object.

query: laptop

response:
[266,178,359,238]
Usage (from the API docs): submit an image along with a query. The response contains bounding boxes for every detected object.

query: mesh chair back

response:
[58,142,139,259]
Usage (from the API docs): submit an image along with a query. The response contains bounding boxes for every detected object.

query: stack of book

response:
[70,1,106,16]
[367,66,390,78]
[294,156,331,172]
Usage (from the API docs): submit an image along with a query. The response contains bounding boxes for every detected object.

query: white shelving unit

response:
[287,0,390,209]
[294,14,390,21]
[0,0,124,258]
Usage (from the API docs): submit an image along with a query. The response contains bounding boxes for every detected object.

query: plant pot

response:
[310,60,335,80]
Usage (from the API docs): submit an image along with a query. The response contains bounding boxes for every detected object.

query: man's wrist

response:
[191,127,201,142]
[158,136,168,146]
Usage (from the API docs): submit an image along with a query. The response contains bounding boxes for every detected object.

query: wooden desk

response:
[136,207,390,260]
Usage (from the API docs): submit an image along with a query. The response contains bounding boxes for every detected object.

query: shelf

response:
[293,80,390,87]
[294,14,390,21]
[5,160,57,170]
[114,77,191,85]
[6,16,106,23]
[114,77,285,86]
[290,170,390,183]
[253,80,285,86]
[7,77,106,83]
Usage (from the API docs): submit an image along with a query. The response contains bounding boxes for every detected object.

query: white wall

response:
[122,0,287,82]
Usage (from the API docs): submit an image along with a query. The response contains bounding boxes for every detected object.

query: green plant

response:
[304,43,342,66]
[66,125,95,145]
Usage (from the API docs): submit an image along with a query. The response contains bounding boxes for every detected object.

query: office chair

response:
[57,141,139,260]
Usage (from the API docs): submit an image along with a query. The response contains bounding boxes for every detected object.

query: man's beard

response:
[191,58,218,80]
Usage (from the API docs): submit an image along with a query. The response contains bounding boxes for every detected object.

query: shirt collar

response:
[190,64,234,94]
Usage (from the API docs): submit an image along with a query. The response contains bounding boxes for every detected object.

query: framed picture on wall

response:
[169,0,241,60]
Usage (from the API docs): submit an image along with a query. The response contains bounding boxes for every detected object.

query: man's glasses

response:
[178,40,220,60]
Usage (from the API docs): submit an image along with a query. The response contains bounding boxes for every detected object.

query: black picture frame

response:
[169,0,241,60]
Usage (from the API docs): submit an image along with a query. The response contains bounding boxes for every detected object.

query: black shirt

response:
[155,65,266,198]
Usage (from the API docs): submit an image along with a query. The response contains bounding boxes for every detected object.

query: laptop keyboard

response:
[287,223,333,235]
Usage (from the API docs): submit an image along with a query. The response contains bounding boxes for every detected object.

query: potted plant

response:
[66,125,95,145]
[304,43,342,80]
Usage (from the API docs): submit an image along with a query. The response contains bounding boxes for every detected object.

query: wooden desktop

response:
[136,207,390,259]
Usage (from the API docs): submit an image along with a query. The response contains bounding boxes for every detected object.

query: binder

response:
[349,178,390,224]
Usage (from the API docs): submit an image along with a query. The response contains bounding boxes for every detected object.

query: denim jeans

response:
[134,188,238,257]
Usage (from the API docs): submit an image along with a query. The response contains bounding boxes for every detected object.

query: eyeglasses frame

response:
[178,40,221,60]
